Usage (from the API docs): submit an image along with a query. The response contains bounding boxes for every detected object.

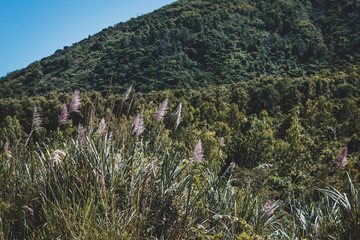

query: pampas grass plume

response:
[22,206,34,217]
[262,198,282,216]
[171,103,182,130]
[154,98,168,120]
[51,150,66,167]
[32,105,42,130]
[192,139,203,163]
[123,84,132,101]
[336,146,348,169]
[136,116,145,137]
[132,114,140,134]
[219,137,225,147]
[59,103,69,125]
[70,89,81,113]
[4,142,11,158]
[78,123,86,144]
[98,118,107,136]
[132,113,145,137]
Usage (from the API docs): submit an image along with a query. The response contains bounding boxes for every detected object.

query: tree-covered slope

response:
[1,0,360,97]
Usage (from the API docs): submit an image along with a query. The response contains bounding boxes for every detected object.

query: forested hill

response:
[1,0,360,97]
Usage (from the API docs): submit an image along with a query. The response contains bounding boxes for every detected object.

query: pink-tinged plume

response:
[262,198,282,216]
[59,103,69,125]
[336,146,348,169]
[70,89,81,113]
[154,98,168,120]
[192,139,203,163]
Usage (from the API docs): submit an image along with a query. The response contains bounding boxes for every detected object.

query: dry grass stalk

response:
[171,103,182,130]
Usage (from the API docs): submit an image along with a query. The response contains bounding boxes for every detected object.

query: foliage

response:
[1,0,360,238]
[1,0,360,96]
[0,103,280,239]
[0,77,359,238]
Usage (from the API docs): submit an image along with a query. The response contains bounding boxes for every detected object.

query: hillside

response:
[2,0,360,238]
[1,0,360,97]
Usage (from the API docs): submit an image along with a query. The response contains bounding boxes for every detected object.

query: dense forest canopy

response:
[1,0,360,97]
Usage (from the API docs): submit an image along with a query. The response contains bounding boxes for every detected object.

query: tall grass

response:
[0,97,279,239]
[2,91,357,239]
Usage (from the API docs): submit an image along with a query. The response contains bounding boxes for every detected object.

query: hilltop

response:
[1,0,359,97]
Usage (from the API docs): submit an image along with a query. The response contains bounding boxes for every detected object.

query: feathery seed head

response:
[230,162,235,172]
[109,131,113,143]
[131,114,140,134]
[4,142,11,158]
[336,146,348,169]
[98,118,107,136]
[171,103,182,119]
[123,84,133,101]
[51,150,66,167]
[78,123,86,144]
[32,105,42,130]
[131,113,145,137]
[70,89,81,113]
[136,116,145,137]
[154,98,168,120]
[260,163,273,173]
[175,112,181,130]
[116,153,122,162]
[192,139,203,163]
[171,103,182,130]
[22,206,34,217]
[59,103,69,125]
[115,153,122,172]
[219,137,225,147]
[262,198,282,216]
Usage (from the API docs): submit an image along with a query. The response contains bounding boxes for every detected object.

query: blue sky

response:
[0,0,175,77]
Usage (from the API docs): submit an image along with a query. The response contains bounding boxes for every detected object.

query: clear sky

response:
[0,0,176,77]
